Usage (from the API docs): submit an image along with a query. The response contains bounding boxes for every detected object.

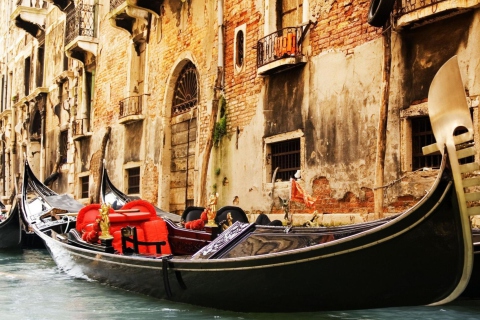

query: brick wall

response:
[310,0,382,55]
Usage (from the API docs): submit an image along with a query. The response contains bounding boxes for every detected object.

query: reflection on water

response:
[1,249,480,320]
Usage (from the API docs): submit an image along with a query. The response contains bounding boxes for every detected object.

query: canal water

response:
[1,249,480,320]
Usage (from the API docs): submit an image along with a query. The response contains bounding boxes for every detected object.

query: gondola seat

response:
[215,206,249,225]
[182,206,205,222]
[120,200,157,219]
[120,225,171,256]
[76,204,114,232]
[113,227,146,253]
[142,219,172,254]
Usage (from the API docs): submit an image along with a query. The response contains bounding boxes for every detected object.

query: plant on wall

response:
[213,95,227,147]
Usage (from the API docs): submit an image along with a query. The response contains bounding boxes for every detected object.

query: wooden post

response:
[94,126,111,203]
[199,67,223,206]
[374,24,392,220]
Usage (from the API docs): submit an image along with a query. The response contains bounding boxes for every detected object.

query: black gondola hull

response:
[36,172,470,312]
[0,202,22,249]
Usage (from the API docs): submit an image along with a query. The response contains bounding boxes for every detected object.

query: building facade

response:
[1,0,479,222]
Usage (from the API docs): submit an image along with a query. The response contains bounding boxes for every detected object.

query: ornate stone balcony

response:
[108,0,162,36]
[44,0,72,11]
[395,0,480,28]
[12,1,48,38]
[64,1,98,65]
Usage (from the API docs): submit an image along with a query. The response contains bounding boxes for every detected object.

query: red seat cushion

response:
[121,211,151,222]
[98,212,126,223]
[77,204,106,232]
[121,200,157,219]
[142,219,171,254]
[112,228,146,254]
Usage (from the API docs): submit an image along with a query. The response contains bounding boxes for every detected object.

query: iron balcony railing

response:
[65,1,96,45]
[119,95,144,119]
[395,0,448,16]
[110,0,124,11]
[257,26,303,69]
[72,118,89,136]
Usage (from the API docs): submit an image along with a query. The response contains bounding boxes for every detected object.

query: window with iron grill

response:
[127,167,140,194]
[80,176,89,199]
[412,116,474,170]
[60,130,68,164]
[270,138,300,181]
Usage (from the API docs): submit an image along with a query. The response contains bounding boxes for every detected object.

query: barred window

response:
[269,138,300,181]
[127,167,140,194]
[412,116,474,170]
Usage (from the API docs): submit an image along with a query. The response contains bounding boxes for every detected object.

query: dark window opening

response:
[412,116,474,170]
[60,130,68,164]
[127,167,140,194]
[1,75,5,112]
[24,57,31,96]
[80,176,89,199]
[270,138,300,181]
[30,111,42,141]
[236,30,244,68]
[36,45,44,87]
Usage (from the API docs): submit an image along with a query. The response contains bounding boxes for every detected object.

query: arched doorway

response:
[169,61,198,215]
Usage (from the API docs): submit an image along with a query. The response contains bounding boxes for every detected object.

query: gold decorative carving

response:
[98,203,114,240]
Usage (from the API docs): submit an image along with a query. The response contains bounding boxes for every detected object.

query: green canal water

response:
[1,249,480,320]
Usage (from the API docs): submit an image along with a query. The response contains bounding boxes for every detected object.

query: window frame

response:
[264,130,305,187]
[78,172,90,199]
[234,24,246,74]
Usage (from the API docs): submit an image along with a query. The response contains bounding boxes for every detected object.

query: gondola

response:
[24,57,480,312]
[18,161,84,248]
[100,160,181,223]
[0,197,22,249]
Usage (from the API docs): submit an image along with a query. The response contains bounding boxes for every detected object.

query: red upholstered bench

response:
[120,200,157,219]
[112,228,147,254]
[76,204,114,232]
[142,219,172,254]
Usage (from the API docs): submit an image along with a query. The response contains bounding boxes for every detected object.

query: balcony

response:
[12,1,48,38]
[257,26,309,76]
[64,1,98,65]
[44,0,72,11]
[118,94,146,124]
[72,118,92,141]
[108,0,162,36]
[395,0,480,28]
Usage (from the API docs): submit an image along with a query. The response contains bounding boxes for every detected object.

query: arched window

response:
[172,61,198,116]
[236,30,244,68]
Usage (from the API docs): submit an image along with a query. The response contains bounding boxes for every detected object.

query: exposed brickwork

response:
[223,1,263,134]
[282,177,420,215]
[309,0,382,55]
